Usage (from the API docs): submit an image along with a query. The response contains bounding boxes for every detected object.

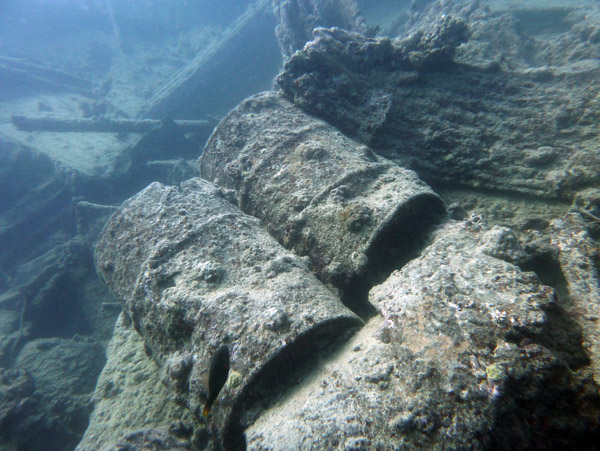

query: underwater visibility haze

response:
[0,0,599,449]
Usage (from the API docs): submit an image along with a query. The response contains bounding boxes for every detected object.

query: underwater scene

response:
[0,0,600,449]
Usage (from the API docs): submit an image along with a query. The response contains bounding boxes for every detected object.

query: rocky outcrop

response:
[200,92,446,313]
[94,178,362,448]
[247,218,600,449]
[277,20,600,200]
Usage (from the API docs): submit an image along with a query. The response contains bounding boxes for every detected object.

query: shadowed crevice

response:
[221,316,361,450]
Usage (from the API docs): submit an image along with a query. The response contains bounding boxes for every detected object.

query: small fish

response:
[203,344,230,416]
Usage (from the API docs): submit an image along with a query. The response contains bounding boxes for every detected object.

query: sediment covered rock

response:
[277,22,600,200]
[77,313,198,451]
[94,177,361,447]
[247,217,600,449]
[200,92,445,311]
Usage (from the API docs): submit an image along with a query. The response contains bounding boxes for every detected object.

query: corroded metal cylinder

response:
[94,178,361,443]
[200,92,446,310]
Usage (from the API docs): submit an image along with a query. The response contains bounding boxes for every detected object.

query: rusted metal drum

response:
[94,177,361,445]
[200,92,446,311]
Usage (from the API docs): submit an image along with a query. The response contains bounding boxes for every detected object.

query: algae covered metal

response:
[200,92,446,309]
[94,177,361,445]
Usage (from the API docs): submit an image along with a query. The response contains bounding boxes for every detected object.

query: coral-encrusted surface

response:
[77,313,197,450]
[200,92,445,311]
[247,219,600,449]
[94,178,361,447]
[277,16,600,199]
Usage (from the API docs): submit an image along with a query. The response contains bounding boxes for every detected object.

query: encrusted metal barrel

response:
[94,177,361,443]
[200,92,446,309]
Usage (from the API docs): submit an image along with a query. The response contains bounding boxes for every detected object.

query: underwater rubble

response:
[277,16,600,200]
[248,218,599,449]
[0,0,599,450]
